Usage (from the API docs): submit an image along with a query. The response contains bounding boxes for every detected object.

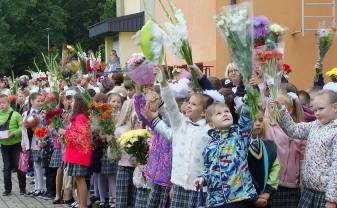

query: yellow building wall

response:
[155,0,218,75]
[105,36,113,63]
[154,0,337,89]
[124,0,141,15]
[119,32,142,67]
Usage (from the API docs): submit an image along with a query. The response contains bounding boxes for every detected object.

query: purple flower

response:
[252,16,270,39]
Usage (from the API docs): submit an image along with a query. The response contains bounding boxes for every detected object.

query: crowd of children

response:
[0,61,336,208]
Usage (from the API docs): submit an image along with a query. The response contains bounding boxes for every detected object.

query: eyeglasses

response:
[228,69,239,74]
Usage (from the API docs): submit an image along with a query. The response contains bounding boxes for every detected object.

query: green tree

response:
[0,0,116,75]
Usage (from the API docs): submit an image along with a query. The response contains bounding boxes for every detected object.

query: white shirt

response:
[153,86,211,191]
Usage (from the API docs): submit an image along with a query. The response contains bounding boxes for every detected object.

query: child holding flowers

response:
[21,92,45,196]
[134,86,173,208]
[150,65,213,207]
[194,101,257,207]
[114,98,139,208]
[58,93,92,208]
[270,90,337,208]
[94,92,123,208]
[265,93,306,208]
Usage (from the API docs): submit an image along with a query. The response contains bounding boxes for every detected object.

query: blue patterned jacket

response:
[202,105,257,207]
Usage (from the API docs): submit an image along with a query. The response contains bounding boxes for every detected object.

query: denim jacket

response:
[202,105,257,207]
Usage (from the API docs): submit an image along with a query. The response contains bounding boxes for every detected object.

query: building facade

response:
[89,0,337,89]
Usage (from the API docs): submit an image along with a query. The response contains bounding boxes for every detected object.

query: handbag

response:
[18,150,29,173]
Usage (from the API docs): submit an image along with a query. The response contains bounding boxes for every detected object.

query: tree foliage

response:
[0,0,116,75]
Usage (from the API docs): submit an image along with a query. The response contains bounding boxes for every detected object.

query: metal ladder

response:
[300,0,336,36]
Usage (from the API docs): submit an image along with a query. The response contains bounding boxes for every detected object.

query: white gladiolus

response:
[163,10,189,58]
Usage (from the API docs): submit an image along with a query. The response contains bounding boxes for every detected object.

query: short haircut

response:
[314,90,337,104]
[205,102,229,123]
[192,93,214,109]
[0,94,9,102]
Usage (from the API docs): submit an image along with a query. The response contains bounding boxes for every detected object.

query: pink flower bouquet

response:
[126,53,155,85]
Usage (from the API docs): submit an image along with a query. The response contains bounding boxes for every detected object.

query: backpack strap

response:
[7,111,14,123]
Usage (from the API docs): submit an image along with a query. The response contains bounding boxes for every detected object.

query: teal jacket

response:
[202,105,257,207]
[0,107,22,146]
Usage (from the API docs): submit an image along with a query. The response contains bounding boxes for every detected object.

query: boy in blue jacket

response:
[195,102,257,208]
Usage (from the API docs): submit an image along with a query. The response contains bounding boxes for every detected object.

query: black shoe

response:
[20,189,26,195]
[53,198,63,204]
[2,191,11,196]
[64,198,75,205]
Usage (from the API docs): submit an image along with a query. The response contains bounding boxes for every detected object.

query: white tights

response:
[33,161,43,191]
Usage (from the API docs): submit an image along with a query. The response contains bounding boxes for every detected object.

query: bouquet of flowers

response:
[75,43,87,74]
[314,26,336,83]
[252,16,270,48]
[89,100,121,161]
[145,0,200,91]
[125,53,155,85]
[34,127,49,143]
[88,50,102,72]
[139,19,164,65]
[317,26,336,64]
[23,115,40,129]
[45,108,63,129]
[118,129,151,165]
[215,2,260,119]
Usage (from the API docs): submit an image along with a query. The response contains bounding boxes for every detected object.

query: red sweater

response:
[64,114,92,166]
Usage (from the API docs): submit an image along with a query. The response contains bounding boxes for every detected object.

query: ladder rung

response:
[304,28,319,31]
[304,15,335,18]
[305,2,335,6]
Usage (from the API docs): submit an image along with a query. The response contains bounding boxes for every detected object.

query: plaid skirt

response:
[30,149,42,162]
[49,148,63,168]
[67,163,89,176]
[134,188,151,208]
[170,185,199,208]
[270,186,301,208]
[146,183,171,208]
[100,148,117,175]
[297,189,326,208]
[116,166,136,208]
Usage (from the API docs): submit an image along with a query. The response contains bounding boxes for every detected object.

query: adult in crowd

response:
[104,49,121,74]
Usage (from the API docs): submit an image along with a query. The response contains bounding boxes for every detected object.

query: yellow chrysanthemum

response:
[326,67,337,77]
[118,129,152,145]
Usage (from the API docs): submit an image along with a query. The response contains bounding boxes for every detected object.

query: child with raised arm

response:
[270,90,337,208]
[195,101,257,208]
[150,65,213,208]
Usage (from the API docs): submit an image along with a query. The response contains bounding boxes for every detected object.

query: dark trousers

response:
[45,167,57,196]
[1,143,26,192]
